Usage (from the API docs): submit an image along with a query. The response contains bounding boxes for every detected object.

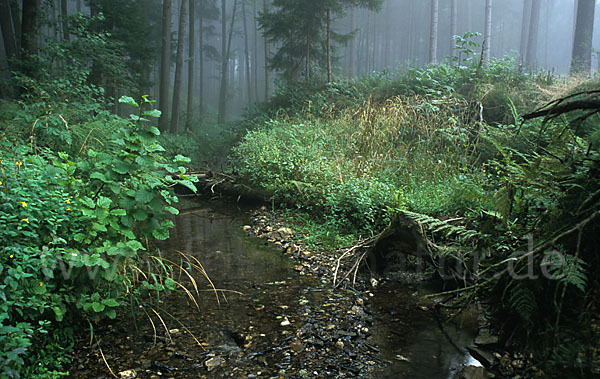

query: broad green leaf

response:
[118,96,139,107]
[135,189,154,204]
[142,110,162,119]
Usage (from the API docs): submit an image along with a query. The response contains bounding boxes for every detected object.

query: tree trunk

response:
[171,0,188,134]
[519,0,532,64]
[60,0,69,42]
[571,0,596,74]
[242,0,252,103]
[158,0,172,133]
[198,9,204,116]
[21,0,42,59]
[450,0,457,61]
[218,0,238,124]
[305,28,310,80]
[526,0,541,70]
[429,0,438,64]
[186,0,195,131]
[263,0,269,101]
[349,7,355,76]
[326,7,332,82]
[484,0,492,61]
[253,0,259,102]
[0,0,19,61]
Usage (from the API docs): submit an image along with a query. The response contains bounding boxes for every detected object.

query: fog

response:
[1,0,598,121]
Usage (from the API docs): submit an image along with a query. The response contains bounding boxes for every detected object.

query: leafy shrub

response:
[0,96,195,377]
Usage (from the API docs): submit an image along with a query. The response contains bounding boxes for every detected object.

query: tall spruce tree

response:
[259,0,381,82]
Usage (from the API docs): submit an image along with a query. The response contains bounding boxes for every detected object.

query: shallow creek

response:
[71,198,479,378]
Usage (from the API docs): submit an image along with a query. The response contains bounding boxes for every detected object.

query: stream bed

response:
[70,199,479,378]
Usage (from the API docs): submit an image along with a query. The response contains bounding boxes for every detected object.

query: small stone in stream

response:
[280,317,291,327]
[356,298,364,306]
[290,340,303,353]
[369,278,379,288]
[205,356,225,372]
[277,227,293,240]
[474,328,499,346]
[118,370,137,378]
[294,265,303,272]
[455,365,488,379]
[335,340,344,349]
[396,354,410,362]
[242,225,252,232]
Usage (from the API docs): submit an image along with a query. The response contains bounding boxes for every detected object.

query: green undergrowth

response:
[233,52,600,376]
[0,96,197,377]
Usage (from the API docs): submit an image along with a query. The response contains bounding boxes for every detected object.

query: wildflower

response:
[19,201,27,207]
[65,199,71,204]
[39,282,43,286]
[21,218,29,223]
[66,208,71,211]
[0,180,2,186]
[15,160,22,166]
[9,254,14,259]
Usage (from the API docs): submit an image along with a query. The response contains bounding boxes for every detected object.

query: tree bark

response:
[242,0,252,103]
[60,0,69,42]
[526,0,541,70]
[263,0,270,101]
[429,0,438,64]
[305,28,310,80]
[21,0,42,59]
[571,0,596,74]
[198,8,204,116]
[186,0,195,131]
[218,0,238,124]
[158,0,172,133]
[348,7,355,76]
[0,0,19,61]
[171,0,189,134]
[450,0,457,61]
[519,0,532,64]
[483,0,492,61]
[326,7,332,82]
[253,0,259,102]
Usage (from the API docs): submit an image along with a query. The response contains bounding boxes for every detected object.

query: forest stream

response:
[70,198,481,378]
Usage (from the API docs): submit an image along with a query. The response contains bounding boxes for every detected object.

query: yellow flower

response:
[19,201,27,208]
[39,282,43,286]
[21,218,29,223]
[66,208,71,211]
[9,254,14,259]
[0,180,2,186]
[65,199,71,204]
[15,160,22,167]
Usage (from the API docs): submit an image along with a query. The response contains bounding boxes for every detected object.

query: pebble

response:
[118,370,137,378]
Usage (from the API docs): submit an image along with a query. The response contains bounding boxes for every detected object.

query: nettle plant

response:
[0,96,196,376]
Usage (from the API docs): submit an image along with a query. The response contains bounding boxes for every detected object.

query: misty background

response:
[1,0,598,122]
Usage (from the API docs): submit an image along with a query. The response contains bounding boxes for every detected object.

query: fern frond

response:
[400,210,480,241]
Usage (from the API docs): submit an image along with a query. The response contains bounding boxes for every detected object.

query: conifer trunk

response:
[429,0,438,64]
[484,0,492,61]
[526,0,541,69]
[326,7,332,83]
[519,0,532,64]
[186,0,195,130]
[263,0,270,100]
[450,0,457,60]
[242,0,252,103]
[158,0,172,133]
[171,0,188,134]
[218,0,238,124]
[571,0,596,74]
